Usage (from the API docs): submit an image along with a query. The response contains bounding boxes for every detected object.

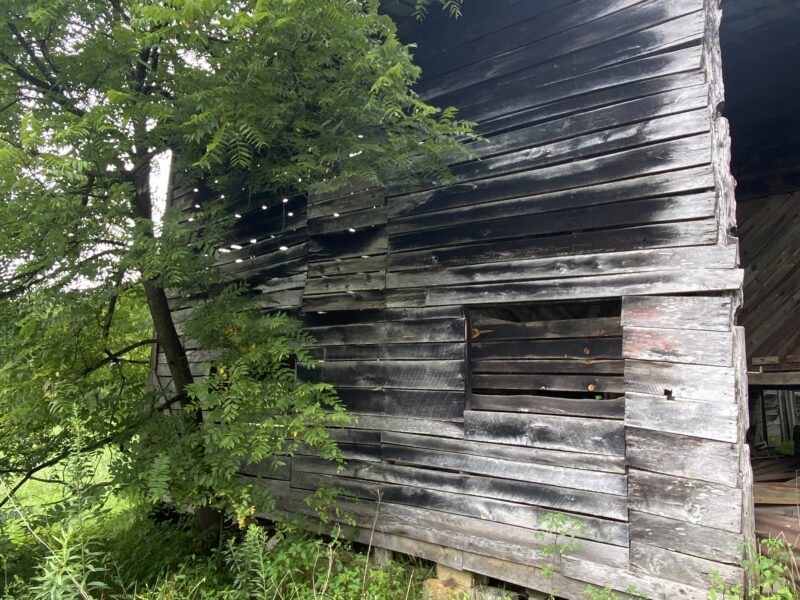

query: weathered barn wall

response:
[159,0,754,597]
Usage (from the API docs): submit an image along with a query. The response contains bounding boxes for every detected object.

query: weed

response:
[585,584,649,600]
[536,512,586,600]
[709,537,799,600]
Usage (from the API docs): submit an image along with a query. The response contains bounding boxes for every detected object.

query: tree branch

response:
[102,271,126,339]
[37,24,59,74]
[109,0,131,24]
[6,21,57,85]
[81,338,157,376]
[0,47,84,117]
[0,433,117,509]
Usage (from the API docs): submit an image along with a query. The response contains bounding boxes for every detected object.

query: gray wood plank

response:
[306,319,464,346]
[560,555,709,600]
[424,269,743,308]
[462,553,589,600]
[344,499,629,569]
[628,469,742,532]
[389,136,711,220]
[629,511,742,564]
[279,466,627,548]
[387,246,736,289]
[469,316,621,341]
[310,342,464,361]
[382,445,627,495]
[351,416,464,438]
[391,221,719,274]
[623,326,734,367]
[625,428,739,487]
[471,359,624,375]
[622,295,732,331]
[381,431,626,474]
[389,165,715,233]
[303,360,465,390]
[624,360,735,403]
[624,392,738,443]
[334,388,466,419]
[464,410,625,456]
[630,542,743,591]
[470,394,625,420]
[293,462,628,521]
[471,373,624,394]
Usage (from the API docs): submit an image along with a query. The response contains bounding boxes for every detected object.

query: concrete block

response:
[437,564,482,589]
[422,578,472,600]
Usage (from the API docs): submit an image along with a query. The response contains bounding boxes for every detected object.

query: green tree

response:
[0,0,471,524]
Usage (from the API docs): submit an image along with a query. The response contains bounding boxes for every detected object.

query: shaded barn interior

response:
[724,0,800,386]
[721,0,800,551]
[160,1,756,597]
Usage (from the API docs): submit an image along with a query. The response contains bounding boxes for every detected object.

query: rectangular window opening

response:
[466,299,624,412]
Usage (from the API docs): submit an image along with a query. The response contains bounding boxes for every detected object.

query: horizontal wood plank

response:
[307,319,464,346]
[622,295,732,331]
[629,511,742,564]
[471,373,623,394]
[382,444,627,495]
[624,359,735,403]
[624,392,738,443]
[623,326,734,367]
[469,316,621,341]
[628,469,742,532]
[625,428,739,487]
[423,269,743,307]
[387,245,736,289]
[471,359,623,375]
[470,337,622,360]
[381,431,626,474]
[470,394,625,419]
[630,542,742,590]
[464,410,625,456]
[309,342,464,361]
[293,461,628,521]
[334,388,466,419]
[302,360,464,390]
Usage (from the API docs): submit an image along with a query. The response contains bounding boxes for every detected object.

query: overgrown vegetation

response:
[536,513,585,600]
[0,0,471,596]
[0,0,472,529]
[709,537,799,600]
[2,505,431,599]
[0,438,430,598]
[533,515,800,600]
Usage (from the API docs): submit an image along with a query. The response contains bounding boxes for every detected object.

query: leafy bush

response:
[708,537,799,600]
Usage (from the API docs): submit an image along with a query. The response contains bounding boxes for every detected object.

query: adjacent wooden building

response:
[157,0,800,596]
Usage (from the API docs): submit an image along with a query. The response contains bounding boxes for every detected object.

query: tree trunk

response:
[133,159,225,535]
[132,161,195,403]
[142,281,195,402]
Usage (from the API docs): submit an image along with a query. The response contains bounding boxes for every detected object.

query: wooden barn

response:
[158,0,800,597]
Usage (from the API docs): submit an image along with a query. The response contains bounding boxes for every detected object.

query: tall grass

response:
[2,496,430,600]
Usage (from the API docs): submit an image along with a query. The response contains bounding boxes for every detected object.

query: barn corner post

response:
[618,0,754,594]
[708,0,757,581]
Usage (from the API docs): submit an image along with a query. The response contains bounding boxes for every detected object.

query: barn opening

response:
[721,0,800,489]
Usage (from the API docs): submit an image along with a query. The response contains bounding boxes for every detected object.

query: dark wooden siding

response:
[158,1,753,597]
